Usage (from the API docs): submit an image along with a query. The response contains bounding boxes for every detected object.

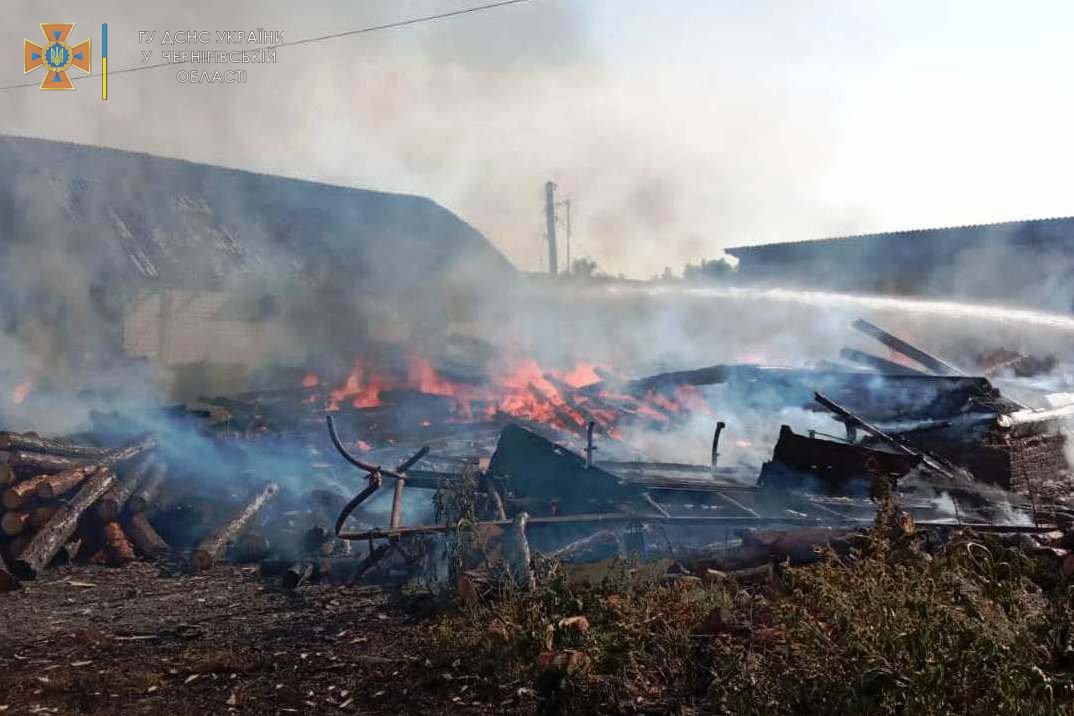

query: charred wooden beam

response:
[125,513,170,559]
[190,482,280,571]
[813,392,959,480]
[13,467,117,579]
[757,425,922,494]
[839,348,927,376]
[586,365,731,394]
[852,319,960,375]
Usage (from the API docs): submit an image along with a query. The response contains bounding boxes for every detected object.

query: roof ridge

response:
[727,215,1074,253]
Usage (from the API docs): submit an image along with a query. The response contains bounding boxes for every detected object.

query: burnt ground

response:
[0,563,532,715]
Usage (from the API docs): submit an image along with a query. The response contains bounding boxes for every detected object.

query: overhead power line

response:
[0,0,534,92]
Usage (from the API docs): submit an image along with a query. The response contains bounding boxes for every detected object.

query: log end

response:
[96,500,120,523]
[0,568,21,592]
[1,511,28,537]
[190,549,214,572]
[2,490,22,511]
[0,464,15,488]
[10,558,37,581]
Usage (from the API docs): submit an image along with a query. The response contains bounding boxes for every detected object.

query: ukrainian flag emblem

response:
[24,23,91,90]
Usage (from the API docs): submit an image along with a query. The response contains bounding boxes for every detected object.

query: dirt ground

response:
[0,562,532,715]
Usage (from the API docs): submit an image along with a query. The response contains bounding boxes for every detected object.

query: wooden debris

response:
[190,482,280,571]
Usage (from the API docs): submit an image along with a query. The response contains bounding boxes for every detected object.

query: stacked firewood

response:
[0,431,166,590]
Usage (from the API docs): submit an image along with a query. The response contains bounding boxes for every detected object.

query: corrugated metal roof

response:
[726,216,1074,257]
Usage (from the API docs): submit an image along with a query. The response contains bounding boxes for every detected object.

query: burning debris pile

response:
[2,318,1073,596]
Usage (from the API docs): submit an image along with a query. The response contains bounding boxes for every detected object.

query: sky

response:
[3,0,1074,277]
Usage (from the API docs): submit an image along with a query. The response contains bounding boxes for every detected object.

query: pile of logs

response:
[0,431,167,590]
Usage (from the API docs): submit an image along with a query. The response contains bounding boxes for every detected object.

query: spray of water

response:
[622,284,1074,332]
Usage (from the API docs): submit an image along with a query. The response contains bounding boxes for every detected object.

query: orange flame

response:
[11,380,32,406]
[314,352,701,435]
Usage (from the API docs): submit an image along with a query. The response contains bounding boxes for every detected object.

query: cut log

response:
[282,562,314,589]
[233,532,272,563]
[0,549,18,592]
[0,464,15,487]
[1,510,31,536]
[6,531,34,561]
[3,475,51,509]
[28,505,58,529]
[98,437,157,469]
[0,432,110,458]
[190,482,280,571]
[12,467,117,579]
[37,466,101,500]
[5,451,87,475]
[97,455,156,522]
[127,462,167,514]
[125,513,169,558]
[100,522,136,566]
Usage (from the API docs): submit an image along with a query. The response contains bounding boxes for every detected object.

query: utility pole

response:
[544,181,558,276]
[560,198,571,274]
